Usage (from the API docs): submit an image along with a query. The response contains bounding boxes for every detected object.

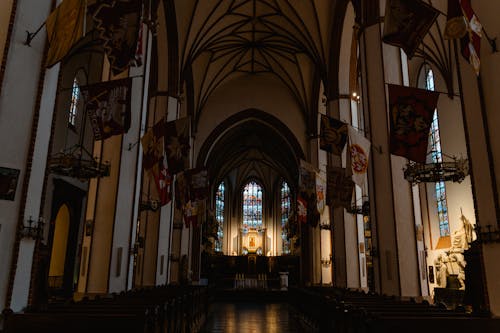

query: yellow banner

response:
[46,0,85,67]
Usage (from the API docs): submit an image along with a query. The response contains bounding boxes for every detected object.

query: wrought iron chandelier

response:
[403,154,469,185]
[48,144,110,179]
[346,196,370,215]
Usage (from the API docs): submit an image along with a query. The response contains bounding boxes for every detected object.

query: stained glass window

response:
[215,182,225,252]
[425,69,450,237]
[281,181,291,254]
[242,181,263,228]
[69,78,80,127]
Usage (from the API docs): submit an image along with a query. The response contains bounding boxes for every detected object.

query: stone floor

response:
[200,301,305,333]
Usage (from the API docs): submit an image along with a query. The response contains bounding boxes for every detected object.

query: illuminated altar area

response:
[239,227,266,255]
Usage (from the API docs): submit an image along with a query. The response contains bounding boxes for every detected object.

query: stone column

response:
[358,15,401,296]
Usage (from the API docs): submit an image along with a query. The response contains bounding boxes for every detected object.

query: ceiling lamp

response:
[48,144,110,179]
[403,155,469,185]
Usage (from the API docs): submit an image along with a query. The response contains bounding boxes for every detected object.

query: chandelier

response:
[403,155,469,184]
[346,196,370,215]
[48,144,110,179]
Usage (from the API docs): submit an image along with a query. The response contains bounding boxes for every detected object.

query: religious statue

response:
[449,253,467,290]
[433,211,475,290]
[434,253,449,288]
[450,211,474,252]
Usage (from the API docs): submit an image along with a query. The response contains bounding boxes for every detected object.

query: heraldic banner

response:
[299,160,319,227]
[388,84,439,163]
[327,166,354,209]
[82,78,132,141]
[165,117,191,175]
[46,0,86,68]
[90,0,143,75]
[347,126,371,187]
[175,168,209,227]
[141,118,171,206]
[320,114,347,155]
[382,0,439,58]
[445,0,482,75]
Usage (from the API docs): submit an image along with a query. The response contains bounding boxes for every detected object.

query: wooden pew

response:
[2,285,208,333]
[289,287,500,333]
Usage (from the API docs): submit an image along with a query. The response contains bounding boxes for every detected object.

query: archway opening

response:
[49,204,71,289]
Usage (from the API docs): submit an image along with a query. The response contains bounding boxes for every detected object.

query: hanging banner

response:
[319,114,348,155]
[297,197,307,224]
[82,78,132,140]
[90,0,143,75]
[388,84,439,163]
[347,126,371,187]
[175,168,209,227]
[444,0,482,75]
[327,166,354,209]
[299,160,319,227]
[164,117,191,174]
[316,171,326,215]
[46,0,86,67]
[141,118,171,206]
[382,0,439,58]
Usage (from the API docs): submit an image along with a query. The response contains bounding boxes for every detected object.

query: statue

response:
[434,253,449,288]
[451,210,475,252]
[434,211,475,290]
[449,253,467,290]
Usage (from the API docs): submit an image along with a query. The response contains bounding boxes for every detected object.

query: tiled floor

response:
[201,301,303,333]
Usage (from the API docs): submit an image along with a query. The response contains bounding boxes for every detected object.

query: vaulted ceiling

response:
[167,0,349,129]
[202,119,300,190]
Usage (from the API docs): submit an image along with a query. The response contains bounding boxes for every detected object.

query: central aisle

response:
[200,301,302,333]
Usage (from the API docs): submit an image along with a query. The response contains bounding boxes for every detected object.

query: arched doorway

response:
[46,179,86,299]
[49,205,71,290]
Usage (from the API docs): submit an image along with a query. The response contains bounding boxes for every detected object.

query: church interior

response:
[1,0,500,332]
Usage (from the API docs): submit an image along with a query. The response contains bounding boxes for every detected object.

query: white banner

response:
[348,125,371,186]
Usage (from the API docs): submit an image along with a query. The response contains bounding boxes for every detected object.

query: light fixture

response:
[403,155,469,185]
[321,255,332,267]
[20,216,45,239]
[85,220,93,236]
[48,144,110,180]
[347,196,370,215]
[139,199,160,212]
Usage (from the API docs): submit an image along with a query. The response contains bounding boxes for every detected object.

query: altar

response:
[239,227,266,255]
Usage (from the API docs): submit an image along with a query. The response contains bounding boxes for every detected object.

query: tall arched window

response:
[425,68,450,237]
[215,182,225,252]
[281,181,291,254]
[242,180,263,228]
[69,77,80,127]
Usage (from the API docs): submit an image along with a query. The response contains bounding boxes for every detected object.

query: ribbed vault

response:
[170,0,346,130]
[200,119,300,192]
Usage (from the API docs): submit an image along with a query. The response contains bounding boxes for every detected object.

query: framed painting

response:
[0,167,20,201]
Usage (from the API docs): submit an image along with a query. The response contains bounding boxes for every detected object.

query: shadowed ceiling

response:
[171,0,345,126]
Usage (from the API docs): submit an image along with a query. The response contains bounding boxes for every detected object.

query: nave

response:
[200,301,299,333]
[3,0,500,328]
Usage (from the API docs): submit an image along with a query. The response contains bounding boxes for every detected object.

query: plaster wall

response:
[0,0,14,68]
[194,74,307,165]
[0,0,52,309]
